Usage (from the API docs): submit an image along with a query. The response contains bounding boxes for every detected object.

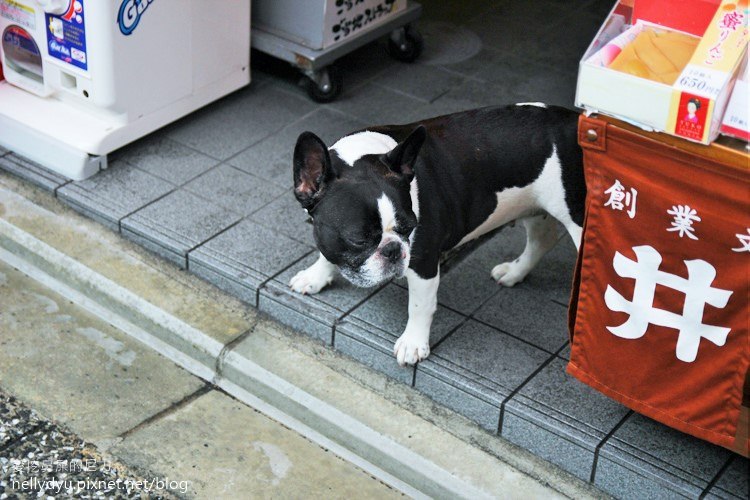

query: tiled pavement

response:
[1,1,746,498]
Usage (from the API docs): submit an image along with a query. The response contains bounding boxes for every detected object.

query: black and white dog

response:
[290,104,585,366]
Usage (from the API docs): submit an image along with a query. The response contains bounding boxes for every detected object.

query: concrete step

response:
[0,261,403,498]
[0,172,601,498]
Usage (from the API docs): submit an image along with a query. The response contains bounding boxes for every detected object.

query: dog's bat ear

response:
[293,131,336,210]
[381,125,426,182]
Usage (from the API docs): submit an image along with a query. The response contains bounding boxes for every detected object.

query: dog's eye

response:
[344,236,368,248]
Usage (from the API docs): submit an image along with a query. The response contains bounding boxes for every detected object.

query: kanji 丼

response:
[605,245,732,362]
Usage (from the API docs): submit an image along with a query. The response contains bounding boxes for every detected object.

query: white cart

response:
[252,0,422,102]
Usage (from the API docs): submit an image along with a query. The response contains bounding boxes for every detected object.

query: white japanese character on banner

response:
[604,245,732,362]
[667,205,701,240]
[732,229,750,253]
[604,179,637,219]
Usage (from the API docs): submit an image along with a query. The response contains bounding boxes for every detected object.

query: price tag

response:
[676,64,729,99]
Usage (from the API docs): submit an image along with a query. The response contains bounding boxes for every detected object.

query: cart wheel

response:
[305,66,343,103]
[387,26,423,63]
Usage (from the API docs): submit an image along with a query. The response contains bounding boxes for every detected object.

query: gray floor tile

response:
[329,83,427,125]
[258,252,378,343]
[121,189,242,268]
[558,344,571,361]
[435,259,501,316]
[417,19,484,77]
[371,63,466,103]
[249,190,316,247]
[276,253,378,313]
[705,456,749,500]
[189,218,313,305]
[336,283,466,385]
[516,68,579,108]
[57,161,175,231]
[260,282,336,344]
[586,0,619,20]
[459,224,527,271]
[503,358,630,481]
[183,164,286,216]
[344,282,466,346]
[596,413,733,498]
[0,154,71,193]
[335,319,416,385]
[430,78,528,113]
[117,134,219,185]
[430,46,505,81]
[416,319,550,431]
[528,10,606,71]
[418,0,497,26]
[166,84,316,160]
[414,368,501,430]
[521,236,578,307]
[465,2,569,57]
[252,40,399,99]
[473,286,569,353]
[462,51,578,107]
[249,52,312,98]
[458,222,576,307]
[230,108,367,188]
[336,40,399,90]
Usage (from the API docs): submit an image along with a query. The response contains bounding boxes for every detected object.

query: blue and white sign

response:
[45,0,87,71]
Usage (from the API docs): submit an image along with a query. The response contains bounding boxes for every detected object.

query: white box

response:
[576,0,749,144]
[253,0,405,50]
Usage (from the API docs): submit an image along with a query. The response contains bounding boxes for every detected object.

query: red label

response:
[674,92,710,141]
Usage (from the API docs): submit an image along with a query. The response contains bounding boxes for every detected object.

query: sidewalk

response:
[0,259,402,499]
[0,172,595,499]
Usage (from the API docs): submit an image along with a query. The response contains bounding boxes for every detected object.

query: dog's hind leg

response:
[491,215,559,287]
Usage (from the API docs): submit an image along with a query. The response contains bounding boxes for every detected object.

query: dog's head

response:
[293,127,426,287]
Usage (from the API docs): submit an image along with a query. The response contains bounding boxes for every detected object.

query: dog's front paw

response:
[491,261,527,287]
[289,266,333,295]
[394,332,430,366]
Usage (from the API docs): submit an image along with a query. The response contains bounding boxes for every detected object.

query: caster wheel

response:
[305,66,343,103]
[387,26,423,63]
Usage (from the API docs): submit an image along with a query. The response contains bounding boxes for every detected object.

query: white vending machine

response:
[0,0,250,180]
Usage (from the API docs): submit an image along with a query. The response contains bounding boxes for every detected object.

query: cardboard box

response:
[576,0,749,144]
[252,0,406,50]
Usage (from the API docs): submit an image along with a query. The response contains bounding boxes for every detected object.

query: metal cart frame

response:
[251,1,423,102]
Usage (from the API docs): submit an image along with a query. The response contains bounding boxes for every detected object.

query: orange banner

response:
[569,115,749,454]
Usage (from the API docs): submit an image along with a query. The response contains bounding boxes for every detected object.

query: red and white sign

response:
[570,115,749,453]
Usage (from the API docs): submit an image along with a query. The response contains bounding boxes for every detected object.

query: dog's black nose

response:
[381,241,402,263]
